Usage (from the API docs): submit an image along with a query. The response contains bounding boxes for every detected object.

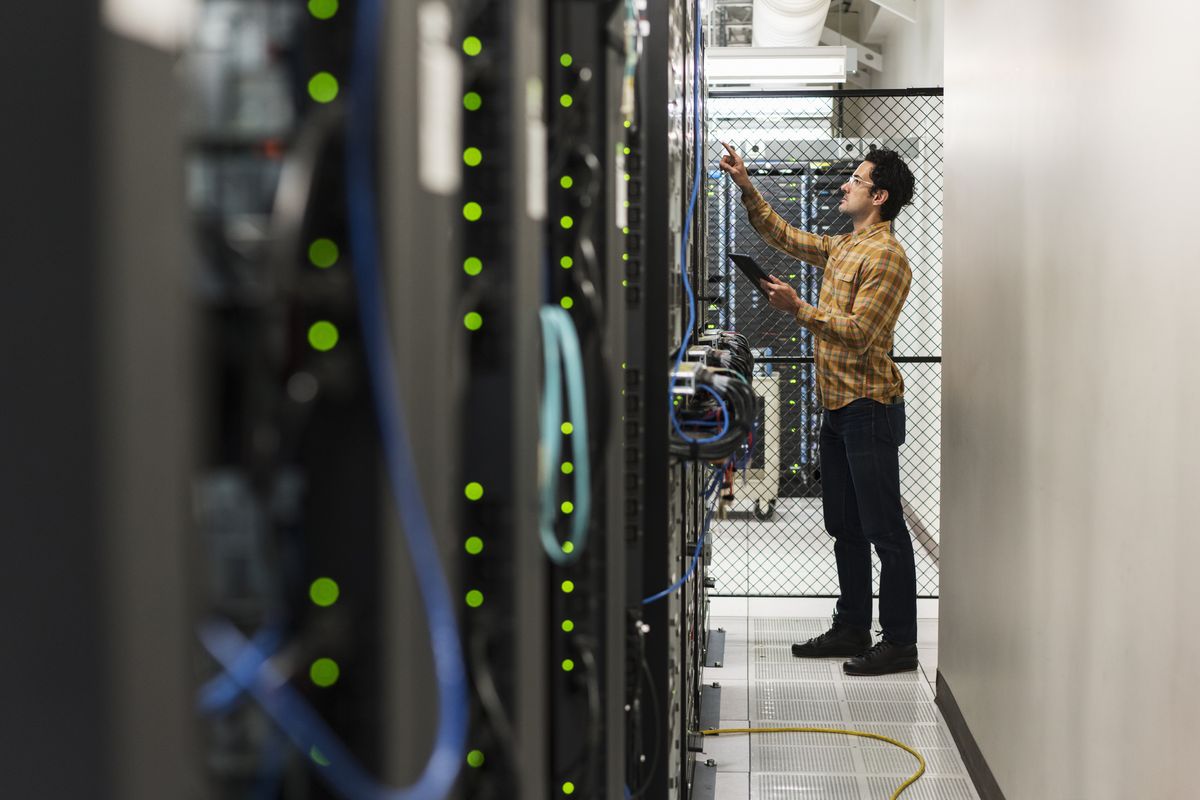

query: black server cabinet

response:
[458,0,549,798]
[627,0,709,796]
[189,1,548,798]
[543,1,630,798]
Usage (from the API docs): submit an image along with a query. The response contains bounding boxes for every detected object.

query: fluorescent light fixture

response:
[707,46,847,92]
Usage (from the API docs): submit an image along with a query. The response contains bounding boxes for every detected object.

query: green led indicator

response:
[465,482,484,501]
[464,257,483,276]
[562,619,575,632]
[622,226,630,234]
[467,750,485,768]
[308,72,339,104]
[464,312,483,331]
[560,175,574,189]
[463,202,483,222]
[560,94,573,108]
[563,782,576,795]
[561,580,575,594]
[561,461,574,475]
[309,577,340,607]
[466,590,484,608]
[789,400,796,406]
[310,746,331,766]
[308,0,338,19]
[463,92,482,111]
[621,279,629,287]
[309,238,339,268]
[463,147,483,167]
[561,500,574,515]
[561,659,575,673]
[463,36,482,56]
[623,146,631,155]
[308,321,339,352]
[623,200,630,208]
[561,421,574,435]
[560,53,573,68]
[623,173,631,182]
[560,256,574,269]
[622,253,629,261]
[789,378,797,384]
[560,296,574,310]
[562,541,574,554]
[310,658,340,687]
[560,215,574,230]
[465,536,484,555]
[623,119,631,128]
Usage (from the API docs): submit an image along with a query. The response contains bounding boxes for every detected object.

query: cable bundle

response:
[695,330,754,383]
[669,332,760,462]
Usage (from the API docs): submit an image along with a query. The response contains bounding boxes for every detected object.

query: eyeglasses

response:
[845,174,875,190]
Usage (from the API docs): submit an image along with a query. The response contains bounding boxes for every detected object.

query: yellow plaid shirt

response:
[743,187,911,410]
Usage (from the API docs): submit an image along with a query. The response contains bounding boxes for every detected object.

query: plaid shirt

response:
[742,187,911,410]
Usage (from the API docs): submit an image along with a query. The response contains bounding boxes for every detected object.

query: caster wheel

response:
[753,500,776,521]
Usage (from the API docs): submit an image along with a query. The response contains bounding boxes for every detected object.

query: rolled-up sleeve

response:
[742,186,841,268]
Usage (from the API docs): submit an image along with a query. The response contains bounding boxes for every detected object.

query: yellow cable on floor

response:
[699,727,926,800]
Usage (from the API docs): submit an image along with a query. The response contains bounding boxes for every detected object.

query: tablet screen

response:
[727,252,769,297]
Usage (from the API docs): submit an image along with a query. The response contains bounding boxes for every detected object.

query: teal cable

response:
[538,307,591,565]
[539,306,564,544]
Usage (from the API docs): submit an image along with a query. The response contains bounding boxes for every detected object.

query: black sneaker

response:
[791,623,872,658]
[842,640,919,676]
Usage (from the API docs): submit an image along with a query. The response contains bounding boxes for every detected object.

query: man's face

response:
[838,161,880,218]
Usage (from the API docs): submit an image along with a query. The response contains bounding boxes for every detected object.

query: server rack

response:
[627,0,711,796]
[189,1,549,797]
[543,1,630,797]
[457,1,549,799]
[708,156,856,499]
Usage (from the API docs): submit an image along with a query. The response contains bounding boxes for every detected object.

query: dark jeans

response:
[820,398,917,645]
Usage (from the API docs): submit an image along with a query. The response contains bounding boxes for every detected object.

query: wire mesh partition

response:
[704,89,943,597]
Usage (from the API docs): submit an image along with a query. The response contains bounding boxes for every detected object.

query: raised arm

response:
[718,141,838,267]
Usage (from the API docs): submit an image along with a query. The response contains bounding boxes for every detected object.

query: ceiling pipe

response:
[751,0,832,47]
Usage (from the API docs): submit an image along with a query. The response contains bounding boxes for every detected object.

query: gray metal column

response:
[0,4,196,798]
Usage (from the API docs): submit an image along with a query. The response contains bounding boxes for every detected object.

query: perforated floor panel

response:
[703,617,981,800]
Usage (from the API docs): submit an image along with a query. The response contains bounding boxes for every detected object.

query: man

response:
[718,143,918,676]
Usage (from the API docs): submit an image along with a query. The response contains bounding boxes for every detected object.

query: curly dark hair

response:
[864,148,915,222]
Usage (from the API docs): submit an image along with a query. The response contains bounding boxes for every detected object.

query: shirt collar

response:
[850,220,892,243]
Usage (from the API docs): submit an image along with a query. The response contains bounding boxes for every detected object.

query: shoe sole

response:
[842,660,919,676]
[792,650,866,659]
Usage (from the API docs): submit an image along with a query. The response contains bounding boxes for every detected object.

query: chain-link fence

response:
[703,90,943,597]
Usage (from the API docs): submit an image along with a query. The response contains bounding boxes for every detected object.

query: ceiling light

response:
[707,46,848,92]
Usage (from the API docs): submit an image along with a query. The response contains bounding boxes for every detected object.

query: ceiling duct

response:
[751,0,832,47]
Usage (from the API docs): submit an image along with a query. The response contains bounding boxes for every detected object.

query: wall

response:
[870,0,943,89]
[942,1,1200,798]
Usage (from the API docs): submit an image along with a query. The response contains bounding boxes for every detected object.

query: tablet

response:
[727,252,770,297]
